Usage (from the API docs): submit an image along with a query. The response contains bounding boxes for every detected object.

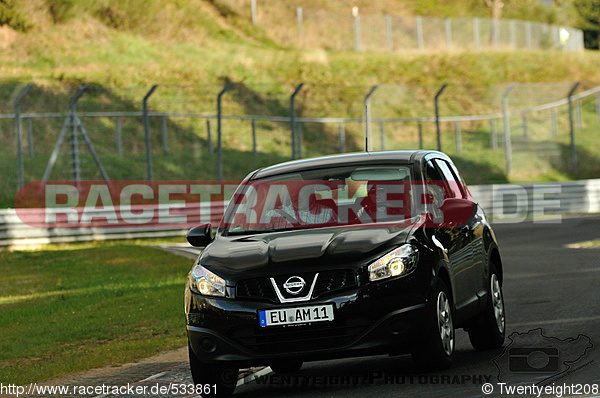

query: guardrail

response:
[469,179,600,221]
[0,203,225,249]
[1,179,599,249]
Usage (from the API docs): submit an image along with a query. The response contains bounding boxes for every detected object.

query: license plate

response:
[258,304,334,327]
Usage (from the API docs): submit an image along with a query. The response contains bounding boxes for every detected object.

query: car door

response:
[433,158,485,318]
[444,159,487,299]
[423,159,471,309]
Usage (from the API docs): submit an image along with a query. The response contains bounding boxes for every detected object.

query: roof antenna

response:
[363,85,379,152]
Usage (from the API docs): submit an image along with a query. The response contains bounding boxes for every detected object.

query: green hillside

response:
[1,0,600,208]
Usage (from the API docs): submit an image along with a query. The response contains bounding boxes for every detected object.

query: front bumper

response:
[186,277,433,367]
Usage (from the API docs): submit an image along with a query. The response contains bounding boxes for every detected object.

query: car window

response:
[423,161,445,219]
[223,164,413,234]
[433,159,465,199]
[446,160,471,198]
[424,160,443,182]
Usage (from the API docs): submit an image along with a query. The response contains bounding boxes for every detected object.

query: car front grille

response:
[227,316,372,355]
[235,269,356,303]
[236,278,277,302]
[313,270,356,298]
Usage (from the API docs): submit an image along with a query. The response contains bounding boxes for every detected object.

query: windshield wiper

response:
[225,226,300,236]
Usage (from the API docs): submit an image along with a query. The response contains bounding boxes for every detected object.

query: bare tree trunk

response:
[485,0,504,45]
[485,0,504,19]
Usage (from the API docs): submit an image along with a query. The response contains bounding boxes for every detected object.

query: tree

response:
[46,0,76,24]
[572,0,600,49]
[485,0,505,19]
[0,0,33,32]
[485,0,504,45]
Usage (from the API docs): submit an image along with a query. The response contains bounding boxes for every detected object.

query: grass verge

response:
[0,241,194,385]
[567,239,600,249]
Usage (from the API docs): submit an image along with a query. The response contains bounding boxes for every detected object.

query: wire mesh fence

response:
[214,0,584,52]
[2,81,600,208]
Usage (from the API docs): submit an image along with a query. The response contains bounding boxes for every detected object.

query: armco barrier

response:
[1,179,599,249]
[469,179,600,221]
[0,202,225,249]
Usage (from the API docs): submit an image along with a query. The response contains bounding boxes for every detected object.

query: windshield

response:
[221,164,418,235]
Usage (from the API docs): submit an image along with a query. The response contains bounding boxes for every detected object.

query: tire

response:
[270,361,303,374]
[188,344,238,396]
[468,262,506,350]
[411,279,454,371]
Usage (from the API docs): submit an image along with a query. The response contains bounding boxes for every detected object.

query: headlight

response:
[368,244,418,282]
[189,264,226,297]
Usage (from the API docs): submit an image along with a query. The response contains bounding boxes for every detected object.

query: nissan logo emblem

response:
[283,276,306,295]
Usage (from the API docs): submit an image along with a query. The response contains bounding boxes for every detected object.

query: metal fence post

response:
[42,85,87,182]
[418,121,423,149]
[71,85,89,182]
[510,20,517,49]
[115,116,122,156]
[474,18,481,50]
[14,84,33,190]
[26,118,33,157]
[445,19,452,51]
[576,100,583,130]
[251,119,257,155]
[493,18,499,48]
[143,84,158,181]
[353,9,361,52]
[490,118,498,150]
[364,85,379,152]
[206,119,213,154]
[297,6,303,39]
[551,108,558,138]
[434,83,448,152]
[385,15,393,51]
[290,83,304,159]
[454,121,462,152]
[338,123,346,153]
[379,121,385,150]
[298,125,304,158]
[416,16,424,50]
[568,82,581,173]
[217,81,232,181]
[161,116,168,153]
[502,84,516,174]
[250,0,257,26]
[70,108,80,181]
[522,114,528,140]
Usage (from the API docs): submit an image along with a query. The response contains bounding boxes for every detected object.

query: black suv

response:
[184,151,505,395]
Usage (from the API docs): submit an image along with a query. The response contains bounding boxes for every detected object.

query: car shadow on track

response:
[236,342,504,397]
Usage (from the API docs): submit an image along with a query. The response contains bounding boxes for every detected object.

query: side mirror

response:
[440,198,475,227]
[186,223,212,247]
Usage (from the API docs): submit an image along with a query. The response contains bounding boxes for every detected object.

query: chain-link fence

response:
[2,81,600,208]
[214,0,584,52]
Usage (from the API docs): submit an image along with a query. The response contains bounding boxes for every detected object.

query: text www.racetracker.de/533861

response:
[0,382,216,397]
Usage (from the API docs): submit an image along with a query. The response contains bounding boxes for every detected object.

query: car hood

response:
[198,225,413,280]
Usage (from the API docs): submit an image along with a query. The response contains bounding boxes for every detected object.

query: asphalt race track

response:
[105,215,600,397]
